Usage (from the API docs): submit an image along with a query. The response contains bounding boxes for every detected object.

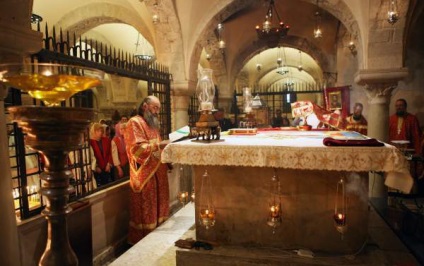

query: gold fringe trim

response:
[129,221,157,230]
[129,158,161,193]
[129,216,168,230]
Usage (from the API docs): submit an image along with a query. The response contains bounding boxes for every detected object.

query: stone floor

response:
[370,196,424,265]
[109,203,196,266]
[109,201,420,266]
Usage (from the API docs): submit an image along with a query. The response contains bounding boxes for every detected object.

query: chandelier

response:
[134,34,155,61]
[255,0,290,48]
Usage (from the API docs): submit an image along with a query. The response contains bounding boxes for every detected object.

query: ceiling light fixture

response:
[387,0,399,25]
[31,13,43,31]
[152,1,160,24]
[205,40,212,61]
[31,14,43,24]
[347,33,357,56]
[255,0,290,48]
[256,52,262,72]
[297,50,303,71]
[134,34,155,61]
[313,0,323,38]
[217,23,225,53]
[276,47,289,75]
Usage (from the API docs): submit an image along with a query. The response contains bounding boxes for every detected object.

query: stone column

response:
[355,68,409,198]
[0,2,43,264]
[0,85,21,266]
[362,83,394,142]
[172,81,194,130]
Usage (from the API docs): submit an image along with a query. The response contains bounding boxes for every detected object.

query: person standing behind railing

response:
[112,122,129,179]
[89,123,113,186]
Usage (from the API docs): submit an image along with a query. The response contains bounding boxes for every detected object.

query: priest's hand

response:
[159,139,170,149]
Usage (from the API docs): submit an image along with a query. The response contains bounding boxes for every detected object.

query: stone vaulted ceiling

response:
[31,0,422,97]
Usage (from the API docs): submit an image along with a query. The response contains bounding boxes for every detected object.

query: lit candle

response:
[199,208,216,229]
[200,209,207,219]
[178,191,189,205]
[200,209,215,219]
[334,213,346,225]
[13,189,19,208]
[270,205,280,218]
[31,186,36,202]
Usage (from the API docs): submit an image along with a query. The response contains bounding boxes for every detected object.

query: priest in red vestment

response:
[345,103,368,135]
[389,98,422,154]
[124,95,170,244]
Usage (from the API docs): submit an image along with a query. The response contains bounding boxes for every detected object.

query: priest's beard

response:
[353,115,362,121]
[396,111,406,117]
[143,110,160,129]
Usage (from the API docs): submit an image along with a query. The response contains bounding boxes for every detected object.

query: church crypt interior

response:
[1,0,424,265]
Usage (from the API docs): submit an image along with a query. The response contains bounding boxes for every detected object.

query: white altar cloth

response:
[162,130,413,193]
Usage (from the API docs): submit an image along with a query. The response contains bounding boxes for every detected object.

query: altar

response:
[162,130,412,255]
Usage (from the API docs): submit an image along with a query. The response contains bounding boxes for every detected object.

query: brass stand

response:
[8,106,94,266]
[191,111,221,141]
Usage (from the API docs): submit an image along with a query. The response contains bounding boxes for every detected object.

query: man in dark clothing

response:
[213,108,234,131]
[272,109,283,127]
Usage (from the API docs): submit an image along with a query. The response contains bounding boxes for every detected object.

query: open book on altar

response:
[169,125,190,142]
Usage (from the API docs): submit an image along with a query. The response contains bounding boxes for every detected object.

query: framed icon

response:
[328,91,342,110]
[324,86,350,118]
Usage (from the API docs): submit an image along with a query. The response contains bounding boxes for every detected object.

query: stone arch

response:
[187,0,258,92]
[54,3,155,48]
[229,35,330,88]
[187,0,362,95]
[142,0,186,82]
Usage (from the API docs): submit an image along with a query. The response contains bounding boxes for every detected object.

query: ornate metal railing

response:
[6,23,172,219]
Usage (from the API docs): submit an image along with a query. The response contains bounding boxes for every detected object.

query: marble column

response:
[0,84,21,266]
[355,68,409,198]
[172,81,194,130]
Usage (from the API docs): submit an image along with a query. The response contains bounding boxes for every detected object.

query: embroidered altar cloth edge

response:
[161,131,412,193]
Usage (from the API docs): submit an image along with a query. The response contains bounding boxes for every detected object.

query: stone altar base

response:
[193,166,369,254]
[176,244,390,266]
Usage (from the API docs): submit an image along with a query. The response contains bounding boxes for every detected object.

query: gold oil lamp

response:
[191,68,220,141]
[1,63,103,266]
[267,169,282,234]
[178,191,190,205]
[177,165,190,206]
[198,170,216,229]
[334,178,347,238]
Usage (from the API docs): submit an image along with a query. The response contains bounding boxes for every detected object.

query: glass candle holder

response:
[196,68,215,112]
[334,178,348,237]
[198,170,216,229]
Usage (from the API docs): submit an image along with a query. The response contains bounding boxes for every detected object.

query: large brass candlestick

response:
[2,63,102,266]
